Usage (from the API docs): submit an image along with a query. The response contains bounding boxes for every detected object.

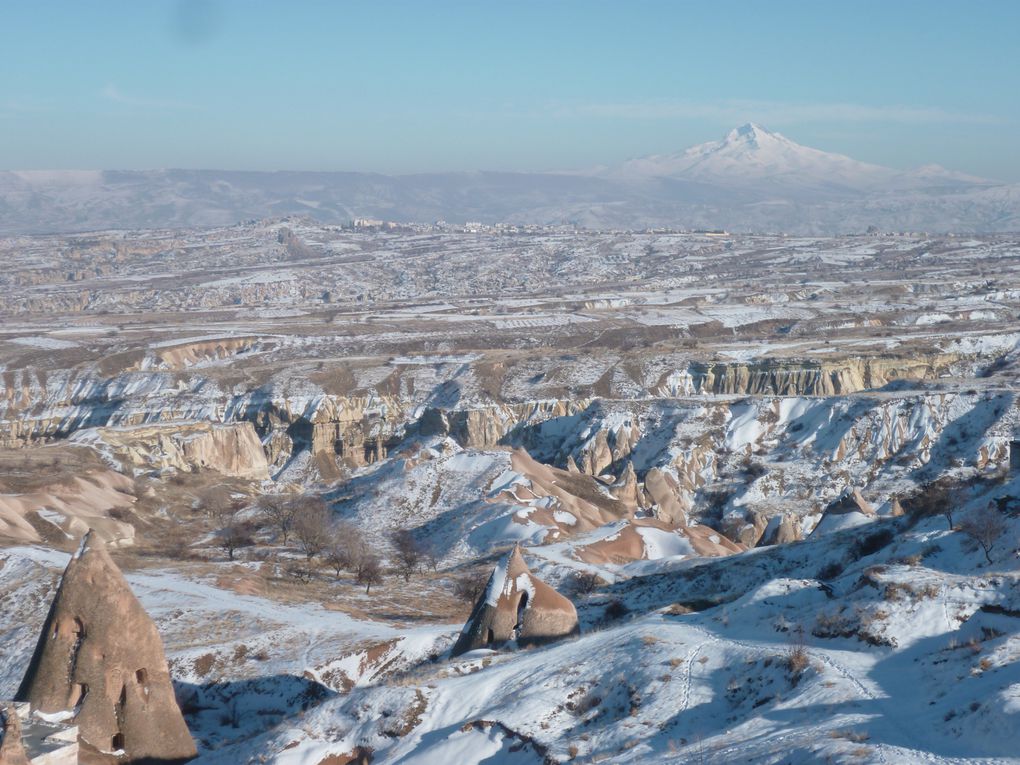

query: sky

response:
[2,0,1019,179]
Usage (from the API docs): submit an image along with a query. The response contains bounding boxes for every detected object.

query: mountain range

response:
[2,124,1018,234]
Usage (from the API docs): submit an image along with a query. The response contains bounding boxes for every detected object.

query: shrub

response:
[570,570,606,597]
[603,599,629,623]
[816,560,844,581]
[851,527,895,559]
[452,573,484,604]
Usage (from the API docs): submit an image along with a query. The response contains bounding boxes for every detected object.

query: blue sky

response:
[2,0,1019,179]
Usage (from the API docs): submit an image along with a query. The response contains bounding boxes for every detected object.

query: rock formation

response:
[575,519,744,565]
[643,468,687,527]
[722,509,769,547]
[0,469,135,546]
[759,513,802,546]
[0,704,29,765]
[15,531,196,763]
[452,545,579,656]
[811,488,877,536]
[490,449,632,534]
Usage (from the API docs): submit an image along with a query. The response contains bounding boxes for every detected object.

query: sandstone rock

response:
[722,509,769,547]
[759,513,801,546]
[644,468,687,527]
[811,488,878,536]
[575,519,744,565]
[84,421,269,479]
[452,545,579,656]
[490,449,632,535]
[0,704,29,765]
[16,531,196,763]
[611,461,646,510]
[0,469,135,546]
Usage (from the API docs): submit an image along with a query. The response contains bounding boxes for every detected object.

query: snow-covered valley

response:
[1,223,1019,764]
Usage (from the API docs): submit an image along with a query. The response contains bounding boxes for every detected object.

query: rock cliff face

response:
[453,545,579,656]
[78,421,270,479]
[15,532,196,764]
[655,354,961,397]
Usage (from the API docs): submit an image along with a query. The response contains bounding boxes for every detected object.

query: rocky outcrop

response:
[0,704,29,765]
[574,519,744,565]
[811,488,877,536]
[721,509,769,547]
[452,545,579,656]
[644,468,688,527]
[0,469,136,546]
[417,400,583,450]
[15,532,196,763]
[79,421,270,479]
[758,513,802,546]
[490,449,633,535]
[656,355,961,397]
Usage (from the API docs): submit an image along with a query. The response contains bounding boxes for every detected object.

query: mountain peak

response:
[725,122,779,144]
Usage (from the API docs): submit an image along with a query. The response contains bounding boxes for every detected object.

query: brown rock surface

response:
[759,513,802,546]
[452,545,579,656]
[15,531,196,763]
[0,704,30,765]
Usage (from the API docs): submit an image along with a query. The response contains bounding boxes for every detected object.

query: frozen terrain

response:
[1,222,1019,764]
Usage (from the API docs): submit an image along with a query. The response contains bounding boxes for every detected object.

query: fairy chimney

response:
[0,704,29,765]
[452,545,579,656]
[15,531,196,763]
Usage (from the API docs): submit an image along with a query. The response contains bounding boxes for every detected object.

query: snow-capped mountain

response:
[0,125,1016,234]
[612,122,990,196]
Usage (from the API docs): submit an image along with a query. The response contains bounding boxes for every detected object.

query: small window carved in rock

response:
[135,668,147,685]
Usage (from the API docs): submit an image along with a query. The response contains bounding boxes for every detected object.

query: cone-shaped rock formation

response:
[452,545,579,656]
[0,705,30,765]
[15,531,196,764]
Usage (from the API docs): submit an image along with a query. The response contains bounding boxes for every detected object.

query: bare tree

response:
[293,497,333,560]
[959,503,1006,564]
[910,480,956,529]
[324,521,365,578]
[197,485,233,518]
[258,495,297,545]
[210,503,254,561]
[356,553,384,594]
[391,528,422,581]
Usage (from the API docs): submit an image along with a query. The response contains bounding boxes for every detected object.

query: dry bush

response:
[193,653,216,676]
[452,573,484,604]
[569,570,607,597]
[828,728,870,743]
[785,644,809,684]
[813,608,855,639]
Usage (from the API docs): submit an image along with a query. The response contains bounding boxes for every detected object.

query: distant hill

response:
[3,125,1019,234]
